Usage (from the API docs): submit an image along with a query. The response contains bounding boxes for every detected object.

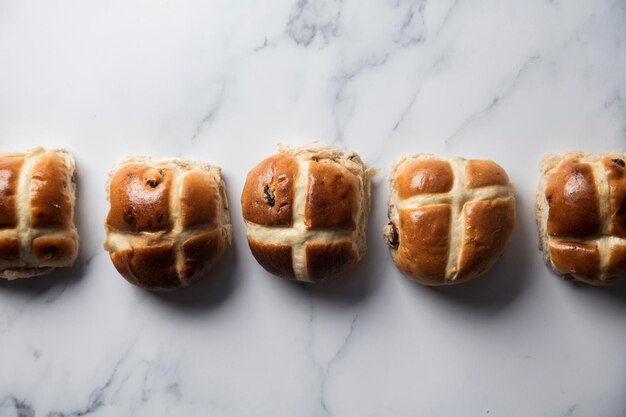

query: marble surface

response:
[1,0,626,416]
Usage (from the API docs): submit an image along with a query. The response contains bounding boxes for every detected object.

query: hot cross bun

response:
[0,148,79,279]
[536,152,626,285]
[385,154,516,285]
[104,157,231,290]
[241,143,374,282]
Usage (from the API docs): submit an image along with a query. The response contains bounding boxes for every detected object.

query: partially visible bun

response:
[104,156,231,290]
[385,154,515,285]
[241,142,374,282]
[0,148,79,279]
[536,152,626,285]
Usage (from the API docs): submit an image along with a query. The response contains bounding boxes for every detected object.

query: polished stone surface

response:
[1,1,625,416]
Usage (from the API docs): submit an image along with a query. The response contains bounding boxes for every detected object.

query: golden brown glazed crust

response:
[104,157,231,290]
[242,143,372,283]
[394,159,453,199]
[604,158,626,237]
[247,239,295,278]
[241,154,296,226]
[305,162,357,230]
[395,206,450,284]
[545,159,600,238]
[457,198,516,280]
[0,148,79,279]
[538,153,626,285]
[608,244,626,278]
[182,230,224,283]
[110,244,180,290]
[548,241,601,283]
[30,152,74,229]
[465,160,510,188]
[107,164,172,233]
[180,171,219,229]
[387,154,515,285]
[0,237,20,267]
[32,235,79,267]
[0,156,23,229]
[305,241,357,282]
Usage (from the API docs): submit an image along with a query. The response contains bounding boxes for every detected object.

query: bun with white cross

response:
[385,154,516,285]
[536,152,626,285]
[104,156,232,290]
[241,143,374,282]
[0,148,79,279]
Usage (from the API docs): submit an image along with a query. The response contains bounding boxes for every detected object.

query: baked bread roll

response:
[0,148,79,279]
[104,157,231,290]
[536,152,626,285]
[385,154,515,285]
[241,143,373,282]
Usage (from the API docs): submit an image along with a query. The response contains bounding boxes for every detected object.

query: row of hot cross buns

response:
[0,144,624,290]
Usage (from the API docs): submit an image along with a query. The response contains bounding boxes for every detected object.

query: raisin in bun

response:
[104,156,231,290]
[0,148,79,279]
[241,143,374,282]
[536,152,626,285]
[385,154,515,285]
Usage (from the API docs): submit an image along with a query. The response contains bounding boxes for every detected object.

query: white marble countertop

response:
[1,1,626,416]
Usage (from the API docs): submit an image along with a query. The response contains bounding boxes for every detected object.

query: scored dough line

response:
[591,161,612,279]
[397,185,511,210]
[170,167,187,285]
[291,159,310,281]
[16,149,43,267]
[444,158,466,282]
[244,222,355,245]
[0,228,77,239]
[546,235,626,245]
[104,225,221,251]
